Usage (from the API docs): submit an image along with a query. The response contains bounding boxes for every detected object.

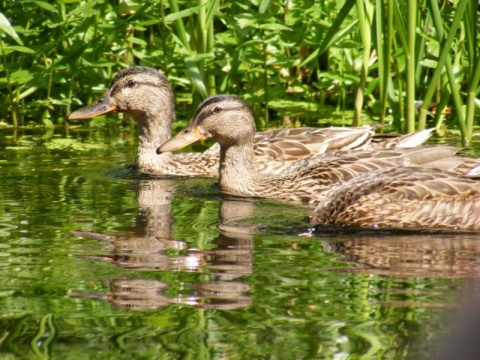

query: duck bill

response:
[68,92,116,120]
[157,123,207,153]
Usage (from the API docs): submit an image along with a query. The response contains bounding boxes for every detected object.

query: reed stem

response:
[419,0,469,141]
[353,0,373,127]
[405,0,416,132]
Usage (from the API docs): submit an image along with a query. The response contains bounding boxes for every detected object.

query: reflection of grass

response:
[0,208,17,237]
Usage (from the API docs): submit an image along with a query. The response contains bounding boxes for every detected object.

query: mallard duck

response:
[68,66,431,177]
[313,166,480,231]
[158,95,480,231]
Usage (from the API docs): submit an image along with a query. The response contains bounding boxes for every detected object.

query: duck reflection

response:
[71,179,253,310]
[323,234,480,278]
[71,277,252,311]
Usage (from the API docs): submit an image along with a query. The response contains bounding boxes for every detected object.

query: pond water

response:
[1,125,480,359]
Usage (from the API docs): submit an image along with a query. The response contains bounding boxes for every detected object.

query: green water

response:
[0,126,479,359]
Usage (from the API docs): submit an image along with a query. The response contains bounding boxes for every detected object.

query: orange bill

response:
[68,92,116,120]
[157,123,207,153]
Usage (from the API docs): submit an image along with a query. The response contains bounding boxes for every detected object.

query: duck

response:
[312,166,480,231]
[68,66,431,177]
[158,95,480,231]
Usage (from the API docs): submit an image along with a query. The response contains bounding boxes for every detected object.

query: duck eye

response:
[126,80,136,87]
[213,106,222,113]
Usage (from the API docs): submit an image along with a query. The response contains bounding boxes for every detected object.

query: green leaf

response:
[300,0,356,66]
[185,60,208,99]
[299,48,320,68]
[319,71,359,83]
[69,3,98,17]
[127,37,148,46]
[259,0,270,14]
[10,70,34,85]
[185,52,214,63]
[258,23,291,31]
[0,12,23,45]
[337,39,360,49]
[131,48,147,59]
[164,6,200,23]
[419,59,439,69]
[4,45,36,54]
[33,1,58,13]
[236,14,258,29]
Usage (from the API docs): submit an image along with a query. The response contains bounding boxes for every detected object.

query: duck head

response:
[68,66,174,122]
[158,95,256,153]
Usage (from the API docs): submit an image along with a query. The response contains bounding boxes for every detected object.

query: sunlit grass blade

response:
[391,2,408,130]
[465,58,480,141]
[0,12,23,45]
[405,0,417,133]
[353,0,373,126]
[463,0,480,141]
[433,83,451,133]
[202,0,218,95]
[419,0,469,141]
[300,0,356,67]
[168,0,208,98]
[375,0,393,126]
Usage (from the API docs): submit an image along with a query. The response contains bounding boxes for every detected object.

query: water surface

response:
[0,126,479,359]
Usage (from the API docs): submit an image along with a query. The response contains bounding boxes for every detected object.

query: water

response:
[1,126,479,358]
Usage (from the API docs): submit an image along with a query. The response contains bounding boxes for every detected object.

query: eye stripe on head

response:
[194,95,244,118]
[110,79,169,97]
[108,66,170,96]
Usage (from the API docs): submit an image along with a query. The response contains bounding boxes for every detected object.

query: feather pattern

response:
[313,167,480,231]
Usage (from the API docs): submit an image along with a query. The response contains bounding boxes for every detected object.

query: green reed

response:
[418,0,468,142]
[374,0,392,126]
[0,0,478,141]
[353,0,373,127]
[405,0,417,133]
[463,0,480,142]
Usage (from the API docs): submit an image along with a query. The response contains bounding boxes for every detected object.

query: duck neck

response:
[136,105,175,172]
[218,138,261,197]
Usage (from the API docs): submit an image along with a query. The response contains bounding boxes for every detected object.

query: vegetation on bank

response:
[0,0,479,142]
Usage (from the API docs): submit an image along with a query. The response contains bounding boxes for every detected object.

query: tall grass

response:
[405,0,417,133]
[417,0,469,141]
[0,0,479,141]
[353,0,373,127]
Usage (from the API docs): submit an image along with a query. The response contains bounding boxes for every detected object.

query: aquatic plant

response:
[0,0,478,142]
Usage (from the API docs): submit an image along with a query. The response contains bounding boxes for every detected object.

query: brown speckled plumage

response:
[313,166,480,231]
